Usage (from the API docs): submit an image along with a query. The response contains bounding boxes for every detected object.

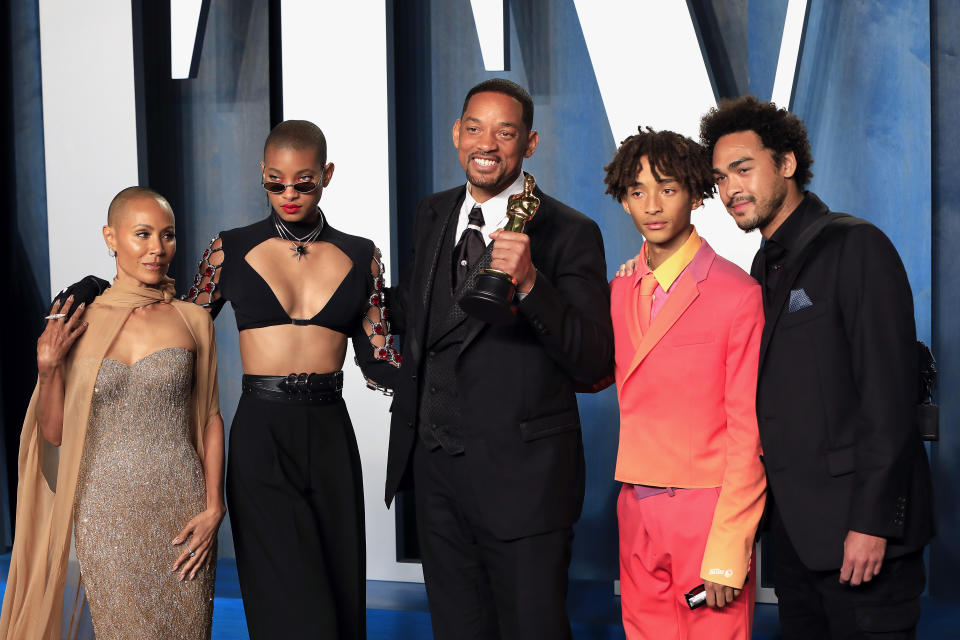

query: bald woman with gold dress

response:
[0,187,225,640]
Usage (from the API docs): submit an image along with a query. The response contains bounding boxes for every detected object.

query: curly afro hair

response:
[700,96,813,189]
[603,127,714,203]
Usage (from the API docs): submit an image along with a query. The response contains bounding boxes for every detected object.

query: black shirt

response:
[758,192,828,305]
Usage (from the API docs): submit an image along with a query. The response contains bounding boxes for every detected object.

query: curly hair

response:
[603,127,715,203]
[699,96,813,189]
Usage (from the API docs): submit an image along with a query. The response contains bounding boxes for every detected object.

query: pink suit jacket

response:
[611,239,766,588]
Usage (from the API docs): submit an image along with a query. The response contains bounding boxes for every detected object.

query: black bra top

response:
[209,214,377,334]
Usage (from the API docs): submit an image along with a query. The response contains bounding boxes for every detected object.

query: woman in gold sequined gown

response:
[73,347,214,638]
[0,187,225,640]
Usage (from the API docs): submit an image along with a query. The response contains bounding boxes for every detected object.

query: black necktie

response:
[453,204,485,290]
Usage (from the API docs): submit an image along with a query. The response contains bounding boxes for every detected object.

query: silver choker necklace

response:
[273,209,324,261]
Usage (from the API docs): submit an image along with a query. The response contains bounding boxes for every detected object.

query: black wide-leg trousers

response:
[226,393,366,639]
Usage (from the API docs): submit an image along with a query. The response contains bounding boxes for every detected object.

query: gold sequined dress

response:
[73,347,214,639]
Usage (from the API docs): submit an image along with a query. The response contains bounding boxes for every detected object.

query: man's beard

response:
[465,164,512,191]
[729,181,787,232]
[465,167,500,189]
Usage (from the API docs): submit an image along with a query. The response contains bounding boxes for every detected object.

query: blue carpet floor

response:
[2,554,958,638]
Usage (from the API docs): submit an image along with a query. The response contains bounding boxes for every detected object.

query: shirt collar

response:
[463,172,527,225]
[766,191,826,254]
[636,226,702,291]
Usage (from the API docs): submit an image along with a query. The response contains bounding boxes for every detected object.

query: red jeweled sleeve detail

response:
[364,249,401,369]
[181,236,223,307]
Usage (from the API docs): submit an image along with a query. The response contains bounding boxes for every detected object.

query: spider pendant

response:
[290,243,308,261]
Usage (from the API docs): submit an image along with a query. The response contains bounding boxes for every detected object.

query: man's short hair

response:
[700,96,814,189]
[461,78,534,132]
[603,127,715,203]
[107,186,171,226]
[264,120,327,165]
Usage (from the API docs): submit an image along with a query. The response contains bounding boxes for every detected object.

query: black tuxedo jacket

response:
[752,193,933,571]
[384,183,614,540]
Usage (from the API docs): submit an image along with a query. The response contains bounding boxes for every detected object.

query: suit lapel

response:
[625,279,643,347]
[758,260,804,371]
[757,195,836,371]
[621,240,716,386]
[750,245,765,282]
[622,275,700,385]
[430,243,493,346]
[456,248,496,355]
[412,188,464,361]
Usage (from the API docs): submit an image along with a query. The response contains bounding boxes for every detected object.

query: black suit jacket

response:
[753,193,933,571]
[384,182,614,540]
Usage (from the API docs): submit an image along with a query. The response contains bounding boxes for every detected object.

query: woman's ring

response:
[44,313,67,320]
[187,545,195,558]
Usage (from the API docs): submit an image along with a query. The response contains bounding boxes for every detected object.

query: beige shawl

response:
[0,278,220,639]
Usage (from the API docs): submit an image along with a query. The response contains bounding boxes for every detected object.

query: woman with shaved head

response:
[0,187,224,639]
[181,120,398,639]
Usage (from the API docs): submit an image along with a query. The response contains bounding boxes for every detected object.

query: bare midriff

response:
[239,324,348,375]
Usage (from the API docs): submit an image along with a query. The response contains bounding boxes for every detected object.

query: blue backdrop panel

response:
[930,0,960,602]
[747,0,788,101]
[791,0,932,342]
[2,0,51,552]
[689,0,749,100]
[10,0,49,298]
[173,1,272,560]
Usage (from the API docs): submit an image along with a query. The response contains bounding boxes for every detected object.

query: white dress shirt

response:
[455,172,535,296]
[455,172,527,246]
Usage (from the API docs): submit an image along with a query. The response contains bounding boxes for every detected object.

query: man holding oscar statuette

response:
[384,78,614,640]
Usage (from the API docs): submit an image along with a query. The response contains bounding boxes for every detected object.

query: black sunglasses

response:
[261,177,323,194]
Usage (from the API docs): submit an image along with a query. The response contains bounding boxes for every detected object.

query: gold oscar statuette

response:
[458,172,541,325]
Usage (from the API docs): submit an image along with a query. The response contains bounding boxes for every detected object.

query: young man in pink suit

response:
[604,128,767,639]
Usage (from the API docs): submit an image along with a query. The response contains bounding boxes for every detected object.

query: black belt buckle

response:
[256,371,343,403]
[279,372,310,397]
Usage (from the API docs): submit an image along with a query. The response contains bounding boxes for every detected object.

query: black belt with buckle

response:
[241,371,343,404]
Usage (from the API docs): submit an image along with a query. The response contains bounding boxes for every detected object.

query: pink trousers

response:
[617,484,755,640]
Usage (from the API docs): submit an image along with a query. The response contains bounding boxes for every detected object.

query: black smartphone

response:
[684,574,749,610]
[684,583,707,610]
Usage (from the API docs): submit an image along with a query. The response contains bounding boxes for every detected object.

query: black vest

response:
[418,206,491,455]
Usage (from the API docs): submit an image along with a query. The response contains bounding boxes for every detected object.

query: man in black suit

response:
[385,79,613,639]
[702,96,934,639]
